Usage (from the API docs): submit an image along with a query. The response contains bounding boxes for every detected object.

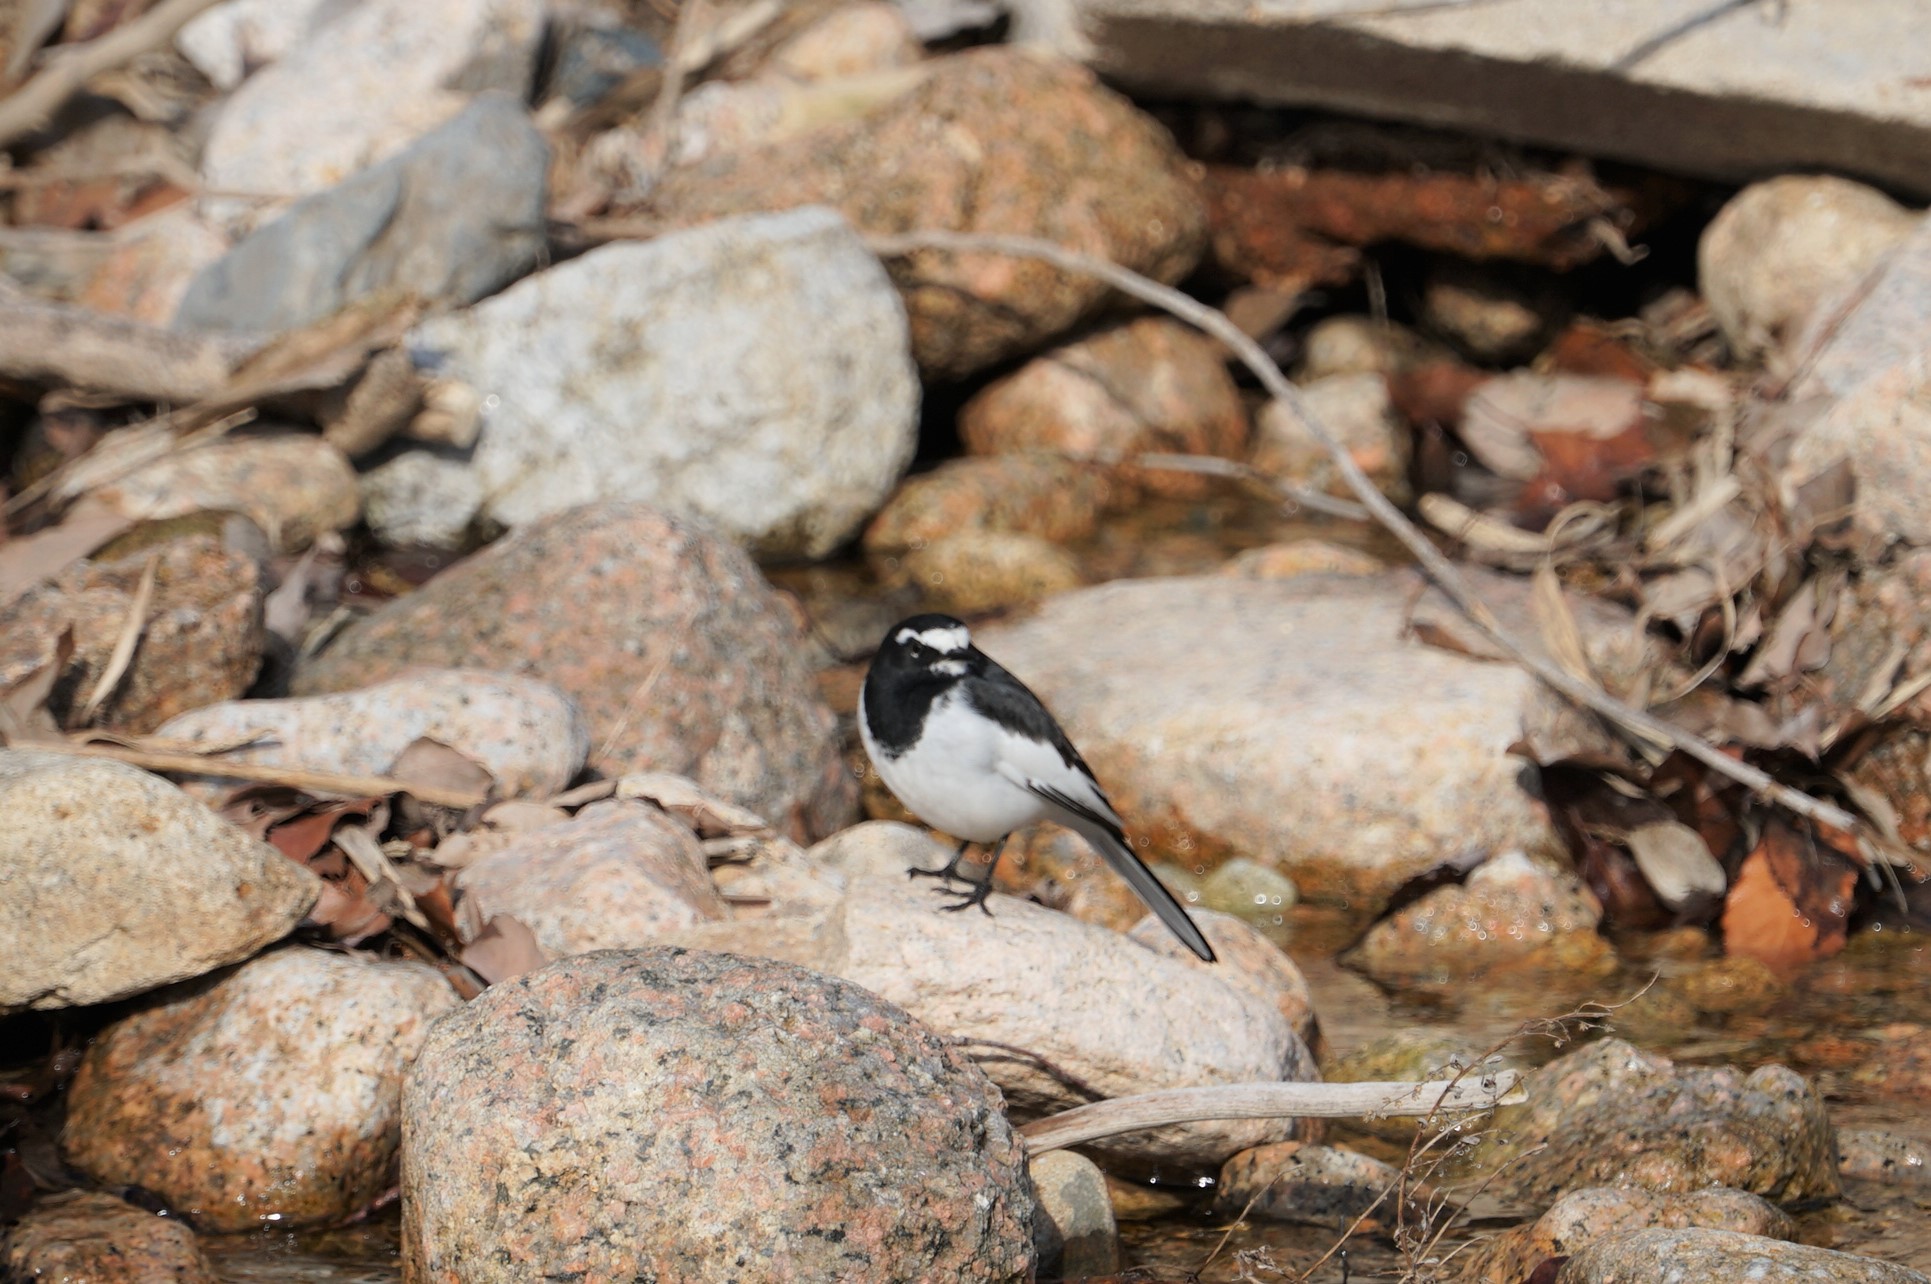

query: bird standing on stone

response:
[859,613,1216,963]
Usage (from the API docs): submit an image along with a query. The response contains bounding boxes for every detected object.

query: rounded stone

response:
[62,947,456,1230]
[401,947,1033,1282]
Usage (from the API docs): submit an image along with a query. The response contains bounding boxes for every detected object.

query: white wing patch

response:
[897,623,971,653]
[992,732,1123,831]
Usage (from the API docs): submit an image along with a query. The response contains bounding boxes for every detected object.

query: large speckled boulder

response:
[1477,1039,1840,1206]
[1,1190,220,1282]
[401,948,1034,1282]
[292,502,855,840]
[647,47,1207,379]
[62,947,456,1230]
[0,752,317,1011]
[158,669,588,801]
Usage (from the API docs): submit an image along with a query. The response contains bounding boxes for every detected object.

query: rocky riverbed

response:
[3,1,1931,1282]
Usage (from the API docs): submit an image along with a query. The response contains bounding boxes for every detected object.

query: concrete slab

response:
[1013,0,1931,196]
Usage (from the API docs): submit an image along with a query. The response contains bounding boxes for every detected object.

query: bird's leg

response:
[937,837,1007,918]
[908,837,974,883]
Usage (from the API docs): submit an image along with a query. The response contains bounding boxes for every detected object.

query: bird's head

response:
[874,613,976,676]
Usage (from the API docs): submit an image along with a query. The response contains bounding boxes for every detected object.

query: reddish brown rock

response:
[62,947,456,1231]
[959,317,1246,499]
[863,454,1116,553]
[1215,1142,1412,1231]
[899,530,1083,613]
[293,502,854,840]
[0,531,263,733]
[646,47,1207,378]
[1,1191,219,1283]
[401,948,1034,1282]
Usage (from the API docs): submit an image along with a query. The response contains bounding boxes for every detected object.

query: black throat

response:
[862,664,958,758]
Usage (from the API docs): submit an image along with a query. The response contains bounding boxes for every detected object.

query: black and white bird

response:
[859,613,1216,963]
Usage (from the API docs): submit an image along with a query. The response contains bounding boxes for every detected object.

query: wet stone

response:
[1215,1142,1414,1231]
[1478,1038,1840,1207]
[1,1190,219,1283]
[1556,1228,1929,1284]
[1450,1185,1793,1284]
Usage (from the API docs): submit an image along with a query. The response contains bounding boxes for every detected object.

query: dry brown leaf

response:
[1721,822,1856,968]
[615,771,771,837]
[0,508,131,610]
[1531,561,1598,688]
[0,625,72,745]
[1623,819,1726,910]
[389,736,496,800]
[460,915,549,986]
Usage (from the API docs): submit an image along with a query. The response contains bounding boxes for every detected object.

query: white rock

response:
[199,0,546,230]
[977,570,1650,908]
[357,450,485,550]
[155,669,588,800]
[0,752,318,1011]
[176,0,359,91]
[664,862,1317,1171]
[1256,372,1406,495]
[1780,215,1931,545]
[1700,175,1919,364]
[458,800,728,957]
[392,207,919,557]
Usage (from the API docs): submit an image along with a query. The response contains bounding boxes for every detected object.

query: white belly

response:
[862,691,1054,842]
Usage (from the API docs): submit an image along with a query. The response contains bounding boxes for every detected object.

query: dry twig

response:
[864,230,1863,840]
[23,737,490,809]
[0,0,227,147]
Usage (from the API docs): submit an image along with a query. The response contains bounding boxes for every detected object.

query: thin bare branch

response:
[0,0,228,147]
[865,230,1863,839]
[23,738,490,809]
[1017,1074,1523,1154]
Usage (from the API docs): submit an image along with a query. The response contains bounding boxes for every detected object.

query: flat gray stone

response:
[178,94,547,332]
[1016,0,1931,196]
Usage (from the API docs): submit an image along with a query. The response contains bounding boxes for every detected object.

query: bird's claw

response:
[935,881,997,917]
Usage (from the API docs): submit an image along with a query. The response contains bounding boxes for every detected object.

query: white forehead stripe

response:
[897,623,970,653]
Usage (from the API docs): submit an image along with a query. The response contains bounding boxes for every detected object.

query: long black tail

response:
[1069,818,1216,963]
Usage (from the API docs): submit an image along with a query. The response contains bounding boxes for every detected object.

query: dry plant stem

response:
[864,231,1863,840]
[1017,1074,1523,1154]
[75,551,158,723]
[25,739,489,809]
[0,0,228,146]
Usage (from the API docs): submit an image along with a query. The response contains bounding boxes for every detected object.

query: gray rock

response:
[457,799,728,957]
[402,948,1034,1282]
[1780,216,1931,545]
[1838,1128,1931,1187]
[808,819,944,882]
[1699,175,1918,365]
[1556,1228,1928,1284]
[662,866,1317,1172]
[1254,371,1408,499]
[178,94,547,333]
[2,1191,219,1283]
[1016,0,1931,197]
[357,449,484,549]
[1030,1151,1119,1280]
[156,668,589,800]
[62,947,455,1231]
[388,207,918,558]
[199,0,546,228]
[976,570,1651,909]
[0,752,318,1011]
